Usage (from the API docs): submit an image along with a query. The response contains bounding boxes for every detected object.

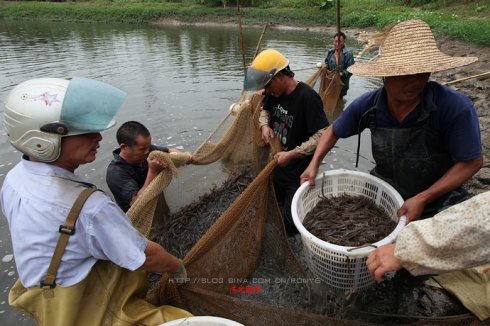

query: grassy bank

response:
[0,1,489,45]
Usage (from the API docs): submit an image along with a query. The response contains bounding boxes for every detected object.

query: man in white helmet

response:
[244,49,329,235]
[1,77,192,325]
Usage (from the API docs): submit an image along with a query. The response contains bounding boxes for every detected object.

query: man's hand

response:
[184,152,194,164]
[397,195,427,223]
[147,156,166,175]
[260,125,275,144]
[274,150,298,167]
[300,164,319,187]
[366,244,401,283]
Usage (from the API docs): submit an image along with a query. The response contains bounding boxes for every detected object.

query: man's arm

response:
[367,191,490,281]
[168,147,193,162]
[274,128,327,167]
[397,155,483,222]
[300,125,339,187]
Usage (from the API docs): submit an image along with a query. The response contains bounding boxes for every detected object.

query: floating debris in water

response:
[1,255,13,263]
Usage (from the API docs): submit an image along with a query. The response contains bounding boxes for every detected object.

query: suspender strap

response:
[40,188,99,289]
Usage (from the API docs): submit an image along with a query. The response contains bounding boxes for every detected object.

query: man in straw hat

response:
[244,48,329,235]
[301,19,483,223]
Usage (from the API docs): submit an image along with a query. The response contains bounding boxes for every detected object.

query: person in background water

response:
[0,77,191,325]
[244,49,329,235]
[325,31,355,99]
[301,19,483,223]
[106,120,193,212]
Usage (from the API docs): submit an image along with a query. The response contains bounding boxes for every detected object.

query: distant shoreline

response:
[150,18,368,40]
[1,1,488,45]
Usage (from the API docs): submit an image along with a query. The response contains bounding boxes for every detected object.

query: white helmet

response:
[4,77,127,162]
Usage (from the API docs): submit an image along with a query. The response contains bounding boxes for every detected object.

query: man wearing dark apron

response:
[301,19,483,223]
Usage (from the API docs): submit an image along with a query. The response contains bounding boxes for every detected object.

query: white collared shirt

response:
[1,159,148,288]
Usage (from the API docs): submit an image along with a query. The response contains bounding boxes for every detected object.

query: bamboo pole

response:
[443,71,490,85]
[253,23,269,59]
[236,0,247,76]
[336,0,341,35]
[334,0,341,74]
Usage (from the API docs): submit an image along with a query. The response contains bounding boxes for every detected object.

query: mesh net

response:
[125,72,486,326]
[304,66,344,122]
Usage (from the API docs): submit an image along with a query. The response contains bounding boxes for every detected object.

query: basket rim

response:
[291,168,407,257]
[159,316,244,326]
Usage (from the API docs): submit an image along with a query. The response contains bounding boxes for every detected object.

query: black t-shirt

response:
[106,144,168,212]
[263,82,328,184]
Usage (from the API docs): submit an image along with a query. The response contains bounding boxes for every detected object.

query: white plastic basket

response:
[291,169,406,292]
[159,316,244,326]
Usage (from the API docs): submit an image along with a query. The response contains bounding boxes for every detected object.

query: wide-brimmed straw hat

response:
[348,19,478,77]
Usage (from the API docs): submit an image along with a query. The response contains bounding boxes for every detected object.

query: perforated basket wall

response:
[291,169,406,292]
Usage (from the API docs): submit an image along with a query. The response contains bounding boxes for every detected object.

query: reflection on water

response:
[0,19,382,325]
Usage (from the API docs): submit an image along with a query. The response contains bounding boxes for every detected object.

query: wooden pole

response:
[253,23,269,59]
[334,0,341,74]
[236,0,247,76]
[443,71,490,85]
[336,0,341,35]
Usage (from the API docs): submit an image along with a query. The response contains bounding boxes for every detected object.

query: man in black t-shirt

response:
[106,121,193,212]
[244,49,329,235]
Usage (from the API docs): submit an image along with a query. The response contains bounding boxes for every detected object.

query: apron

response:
[367,90,469,217]
[8,188,192,326]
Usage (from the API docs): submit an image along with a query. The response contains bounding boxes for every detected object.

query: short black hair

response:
[334,32,347,40]
[116,121,150,146]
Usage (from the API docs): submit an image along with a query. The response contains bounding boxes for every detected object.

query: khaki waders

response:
[8,188,192,326]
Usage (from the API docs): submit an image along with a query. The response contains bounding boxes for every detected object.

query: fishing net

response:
[125,81,487,326]
[304,65,344,122]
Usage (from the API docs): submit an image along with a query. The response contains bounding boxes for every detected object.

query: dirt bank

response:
[434,37,490,194]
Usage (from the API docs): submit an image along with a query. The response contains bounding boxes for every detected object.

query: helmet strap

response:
[40,123,69,136]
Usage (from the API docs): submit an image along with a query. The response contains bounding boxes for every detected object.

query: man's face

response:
[384,73,431,103]
[334,36,345,51]
[264,73,284,97]
[121,134,152,165]
[56,133,102,171]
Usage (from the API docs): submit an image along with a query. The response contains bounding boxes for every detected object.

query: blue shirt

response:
[1,159,148,288]
[332,81,481,161]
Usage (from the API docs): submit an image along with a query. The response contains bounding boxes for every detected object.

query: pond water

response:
[0,19,381,324]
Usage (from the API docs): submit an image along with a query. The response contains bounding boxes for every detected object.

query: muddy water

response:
[0,19,381,324]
